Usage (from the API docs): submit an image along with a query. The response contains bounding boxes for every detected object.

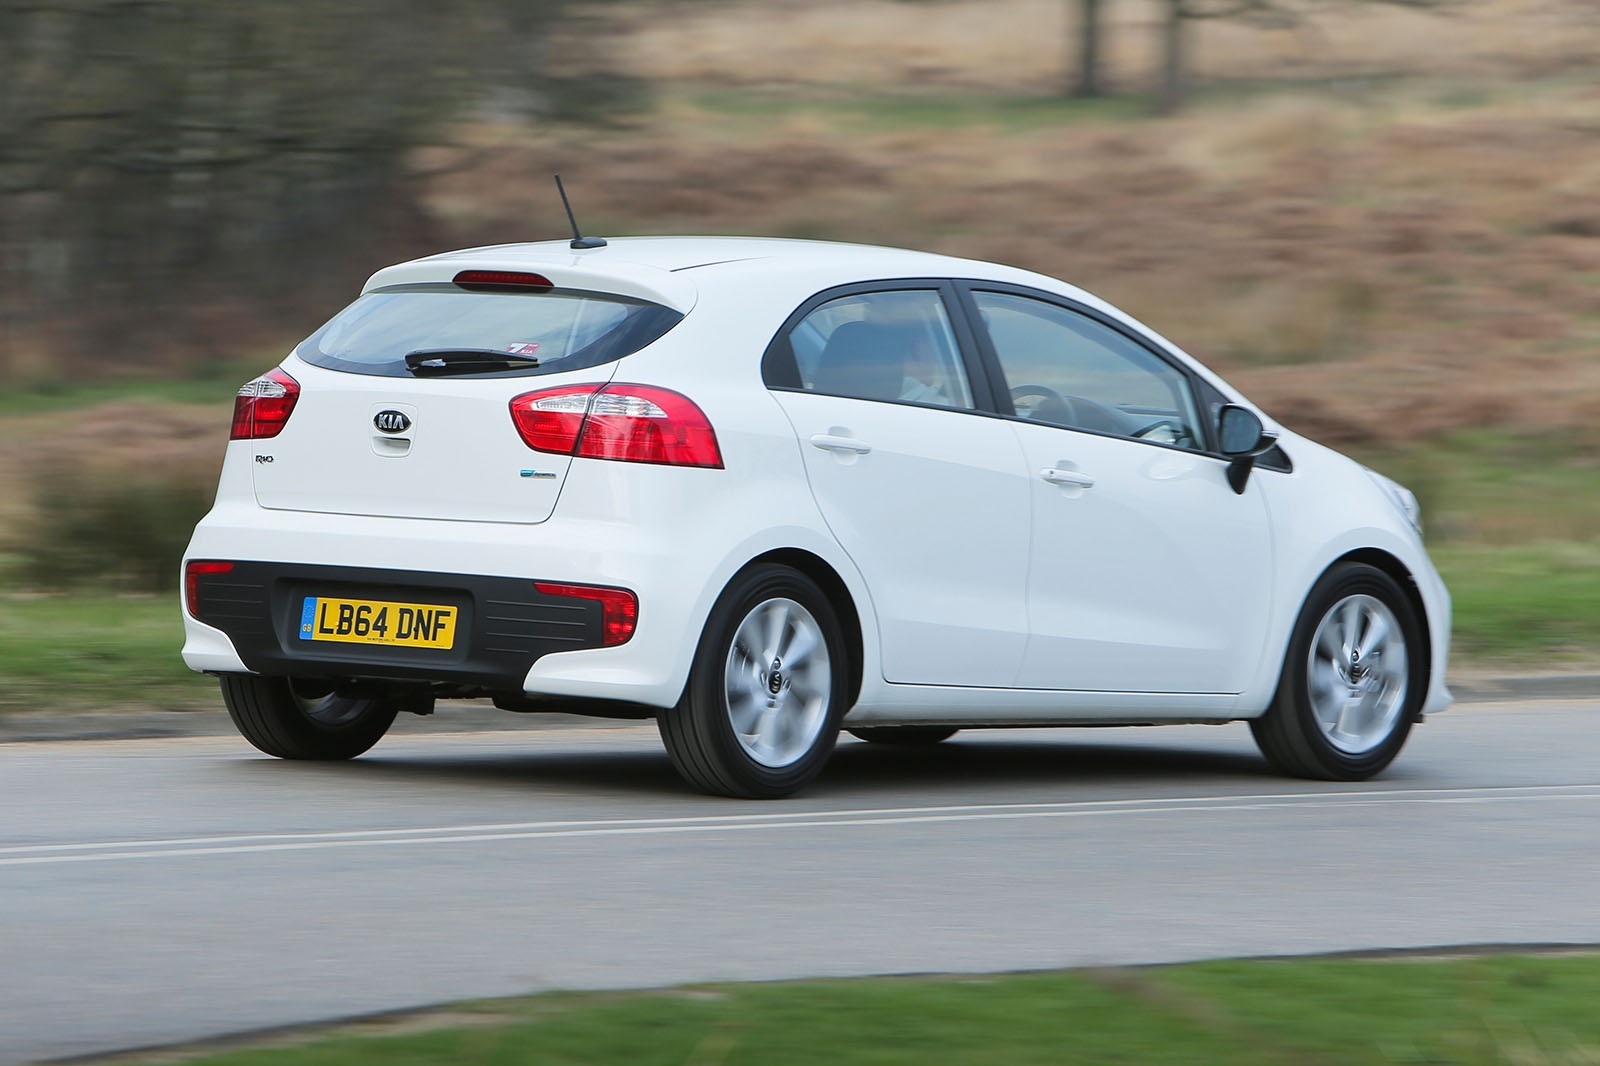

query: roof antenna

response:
[555,174,607,250]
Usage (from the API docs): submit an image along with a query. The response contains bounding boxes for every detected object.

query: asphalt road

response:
[3,700,1598,1064]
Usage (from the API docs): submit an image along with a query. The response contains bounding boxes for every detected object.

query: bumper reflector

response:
[185,560,235,618]
[534,581,638,646]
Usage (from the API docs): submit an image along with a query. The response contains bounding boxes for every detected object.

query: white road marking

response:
[4,784,1600,867]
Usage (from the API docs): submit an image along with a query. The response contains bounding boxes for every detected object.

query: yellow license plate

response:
[299,596,458,649]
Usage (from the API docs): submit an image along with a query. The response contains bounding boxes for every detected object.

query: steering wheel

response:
[1130,417,1194,447]
[1010,384,1067,417]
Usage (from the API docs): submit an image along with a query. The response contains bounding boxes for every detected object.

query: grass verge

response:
[1432,541,1600,665]
[1352,432,1600,547]
[0,360,270,417]
[128,953,1600,1066]
[0,595,216,715]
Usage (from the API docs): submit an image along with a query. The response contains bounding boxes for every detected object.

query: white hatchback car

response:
[181,236,1451,797]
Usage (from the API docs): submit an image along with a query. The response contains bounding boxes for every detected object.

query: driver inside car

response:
[898,333,956,406]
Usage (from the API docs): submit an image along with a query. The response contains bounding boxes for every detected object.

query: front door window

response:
[973,291,1203,451]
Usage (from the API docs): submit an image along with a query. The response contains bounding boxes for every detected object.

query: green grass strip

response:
[0,361,271,416]
[1432,541,1600,663]
[146,954,1600,1066]
[0,595,216,714]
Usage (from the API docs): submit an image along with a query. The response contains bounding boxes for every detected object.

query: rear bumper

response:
[177,483,827,710]
[186,560,611,691]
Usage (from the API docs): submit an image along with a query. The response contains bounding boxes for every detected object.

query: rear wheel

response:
[220,674,397,760]
[848,727,958,745]
[1251,562,1423,780]
[658,564,848,798]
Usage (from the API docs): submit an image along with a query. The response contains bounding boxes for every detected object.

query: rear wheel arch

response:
[740,548,864,711]
[658,561,850,797]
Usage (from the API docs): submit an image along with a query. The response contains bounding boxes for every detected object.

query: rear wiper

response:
[404,348,540,376]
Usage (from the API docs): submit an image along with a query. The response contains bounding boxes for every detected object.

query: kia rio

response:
[181,236,1451,798]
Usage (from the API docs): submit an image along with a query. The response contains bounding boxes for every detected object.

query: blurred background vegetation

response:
[1,0,1597,711]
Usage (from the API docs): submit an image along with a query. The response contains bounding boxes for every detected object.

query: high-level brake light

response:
[509,383,723,468]
[230,368,300,440]
[453,270,554,290]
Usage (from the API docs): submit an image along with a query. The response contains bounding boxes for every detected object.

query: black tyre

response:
[1251,561,1424,780]
[658,564,849,798]
[220,674,397,761]
[848,727,958,745]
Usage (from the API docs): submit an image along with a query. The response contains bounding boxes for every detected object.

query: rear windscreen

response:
[294,284,684,378]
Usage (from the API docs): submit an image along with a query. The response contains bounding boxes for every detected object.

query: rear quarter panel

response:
[519,270,886,707]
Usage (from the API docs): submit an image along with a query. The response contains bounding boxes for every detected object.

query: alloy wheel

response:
[1305,593,1410,755]
[723,597,833,768]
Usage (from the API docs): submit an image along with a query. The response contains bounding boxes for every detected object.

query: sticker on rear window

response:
[504,342,541,356]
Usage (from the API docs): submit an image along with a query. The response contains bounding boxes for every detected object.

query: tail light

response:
[185,560,234,618]
[230,368,300,440]
[535,582,638,645]
[508,384,599,454]
[509,383,723,468]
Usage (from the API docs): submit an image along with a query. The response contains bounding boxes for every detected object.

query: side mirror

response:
[1217,404,1276,494]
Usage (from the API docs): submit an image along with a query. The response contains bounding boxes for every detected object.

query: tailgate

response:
[251,361,616,524]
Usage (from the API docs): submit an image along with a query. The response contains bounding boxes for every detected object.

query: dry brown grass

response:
[0,404,225,557]
[11,0,1599,459]
[623,0,1600,92]
[420,57,1600,446]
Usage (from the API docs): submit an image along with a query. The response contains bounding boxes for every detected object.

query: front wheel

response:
[221,675,397,760]
[658,564,848,798]
[1251,562,1424,780]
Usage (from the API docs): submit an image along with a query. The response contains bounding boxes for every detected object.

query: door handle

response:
[810,434,872,455]
[1040,467,1095,488]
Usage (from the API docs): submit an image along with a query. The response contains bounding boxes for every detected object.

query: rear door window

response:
[779,289,975,410]
[296,284,683,378]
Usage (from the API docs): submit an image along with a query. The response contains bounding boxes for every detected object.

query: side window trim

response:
[760,279,1000,415]
[951,280,1223,456]
[937,279,1000,415]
